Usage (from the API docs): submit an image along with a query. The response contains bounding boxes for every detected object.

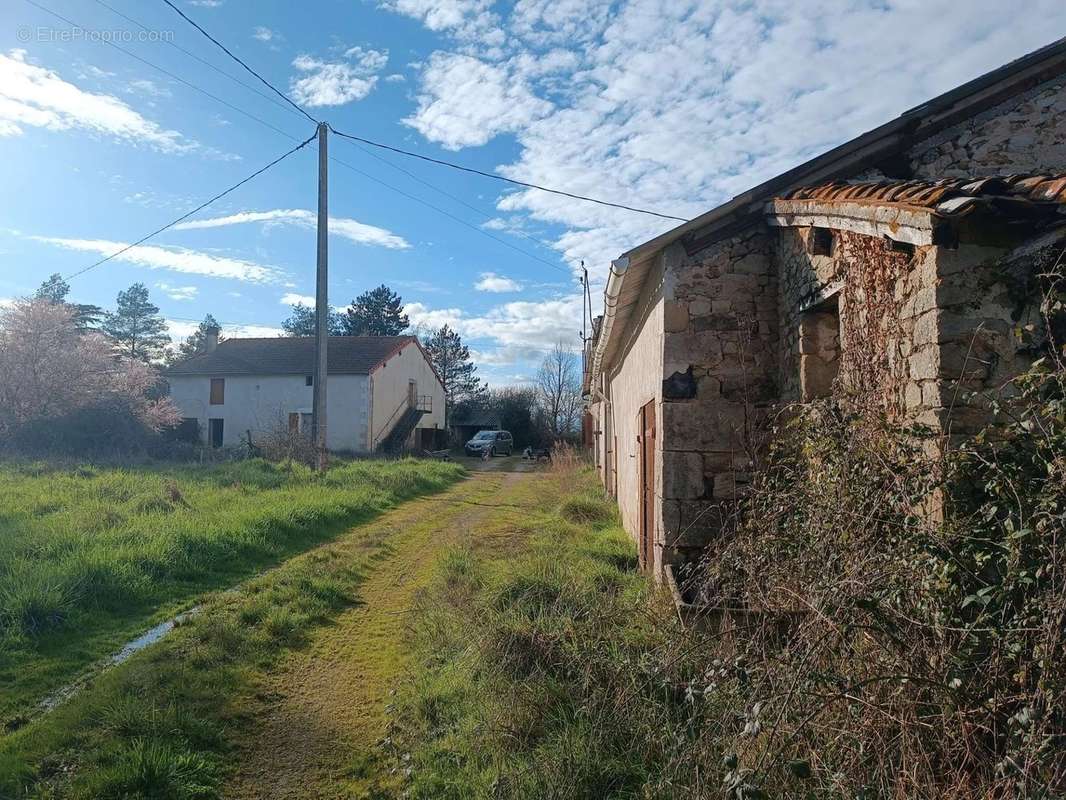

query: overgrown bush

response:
[687,353,1066,798]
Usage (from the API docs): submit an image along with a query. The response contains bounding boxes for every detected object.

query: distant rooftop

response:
[165,335,415,376]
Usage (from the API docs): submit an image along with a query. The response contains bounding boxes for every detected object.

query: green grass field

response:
[0,457,464,723]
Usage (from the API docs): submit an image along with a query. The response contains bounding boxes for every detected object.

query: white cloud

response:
[252,26,278,42]
[280,292,315,306]
[379,0,500,43]
[0,50,196,153]
[474,271,522,292]
[30,236,281,283]
[127,79,171,98]
[405,295,581,367]
[173,209,410,249]
[188,0,223,6]
[385,73,406,83]
[167,319,283,342]
[396,0,1066,289]
[157,282,198,301]
[404,52,551,149]
[289,48,388,107]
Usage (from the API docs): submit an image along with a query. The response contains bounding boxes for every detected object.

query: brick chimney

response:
[204,325,220,354]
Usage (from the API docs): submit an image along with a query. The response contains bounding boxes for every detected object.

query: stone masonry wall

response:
[777,228,940,419]
[909,79,1066,179]
[658,231,777,572]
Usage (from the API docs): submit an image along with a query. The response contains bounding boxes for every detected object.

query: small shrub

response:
[558,495,613,526]
[83,738,219,799]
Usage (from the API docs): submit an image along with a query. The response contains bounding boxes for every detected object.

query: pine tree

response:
[102,283,170,362]
[423,325,484,424]
[34,273,103,329]
[282,303,343,336]
[170,314,224,363]
[340,285,409,336]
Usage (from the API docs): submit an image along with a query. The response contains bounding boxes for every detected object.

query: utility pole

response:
[311,122,329,471]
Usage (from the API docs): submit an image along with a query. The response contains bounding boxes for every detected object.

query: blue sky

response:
[2,0,1064,384]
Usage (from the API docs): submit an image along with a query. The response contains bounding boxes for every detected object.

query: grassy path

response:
[225,465,538,798]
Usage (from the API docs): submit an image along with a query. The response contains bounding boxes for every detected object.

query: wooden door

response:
[639,400,656,571]
[408,379,417,407]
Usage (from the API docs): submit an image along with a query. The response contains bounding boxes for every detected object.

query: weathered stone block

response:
[664,300,689,333]
[662,450,706,499]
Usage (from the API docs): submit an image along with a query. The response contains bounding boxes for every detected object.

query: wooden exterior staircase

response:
[375,394,432,455]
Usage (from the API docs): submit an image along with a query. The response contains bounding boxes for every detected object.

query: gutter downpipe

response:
[589,255,629,396]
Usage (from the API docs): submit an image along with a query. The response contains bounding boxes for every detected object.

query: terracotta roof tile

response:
[782,174,1066,212]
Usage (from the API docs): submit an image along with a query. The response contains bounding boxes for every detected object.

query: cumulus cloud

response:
[474,272,522,292]
[173,209,410,249]
[379,0,501,45]
[289,47,388,107]
[280,292,315,306]
[405,295,582,367]
[397,0,1066,284]
[252,26,278,42]
[156,282,198,301]
[0,50,197,153]
[404,53,552,149]
[30,236,281,283]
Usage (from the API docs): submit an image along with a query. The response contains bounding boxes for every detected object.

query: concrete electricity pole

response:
[311,121,329,471]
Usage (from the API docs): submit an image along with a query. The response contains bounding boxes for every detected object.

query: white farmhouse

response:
[165,328,445,453]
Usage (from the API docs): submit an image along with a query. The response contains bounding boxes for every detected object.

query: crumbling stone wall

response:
[777,229,939,419]
[913,233,1060,437]
[658,229,777,572]
[908,79,1066,179]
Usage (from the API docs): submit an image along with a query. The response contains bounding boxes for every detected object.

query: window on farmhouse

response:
[209,378,225,405]
[305,375,313,386]
[798,294,840,402]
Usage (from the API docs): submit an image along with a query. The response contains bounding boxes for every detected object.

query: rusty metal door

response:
[639,400,656,571]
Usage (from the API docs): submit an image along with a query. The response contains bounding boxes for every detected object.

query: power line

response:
[328,125,689,222]
[89,0,308,124]
[159,0,318,125]
[65,133,316,281]
[21,0,576,278]
[325,150,574,276]
[335,134,570,264]
[22,0,304,141]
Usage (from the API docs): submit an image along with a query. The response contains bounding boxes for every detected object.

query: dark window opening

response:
[305,375,313,386]
[808,227,834,257]
[798,293,840,402]
[887,237,915,256]
[209,418,224,448]
[209,377,225,405]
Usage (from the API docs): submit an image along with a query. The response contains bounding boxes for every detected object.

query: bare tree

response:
[535,342,582,440]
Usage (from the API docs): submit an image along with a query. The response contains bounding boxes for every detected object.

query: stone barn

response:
[584,37,1066,578]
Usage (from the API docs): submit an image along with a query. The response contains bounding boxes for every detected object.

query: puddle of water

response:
[28,607,202,719]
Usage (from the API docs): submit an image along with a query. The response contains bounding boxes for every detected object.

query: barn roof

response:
[165,335,415,376]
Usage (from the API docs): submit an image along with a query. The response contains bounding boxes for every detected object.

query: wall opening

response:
[209,378,225,405]
[808,227,835,257]
[208,418,224,448]
[798,293,840,401]
[638,400,656,571]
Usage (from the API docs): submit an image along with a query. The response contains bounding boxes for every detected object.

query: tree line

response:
[0,274,583,453]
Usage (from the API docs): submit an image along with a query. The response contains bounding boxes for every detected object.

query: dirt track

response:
[226,458,538,798]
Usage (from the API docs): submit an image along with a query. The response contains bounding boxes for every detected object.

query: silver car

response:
[464,430,513,457]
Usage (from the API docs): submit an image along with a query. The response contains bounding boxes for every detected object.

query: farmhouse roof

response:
[165,335,416,376]
[589,37,1066,388]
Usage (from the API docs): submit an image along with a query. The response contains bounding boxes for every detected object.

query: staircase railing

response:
[373,395,433,451]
